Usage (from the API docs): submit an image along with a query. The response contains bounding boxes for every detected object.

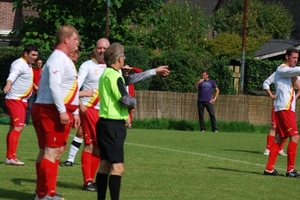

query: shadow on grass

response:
[221,149,262,155]
[0,188,33,200]
[10,178,80,190]
[208,166,262,175]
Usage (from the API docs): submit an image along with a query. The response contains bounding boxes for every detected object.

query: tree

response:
[206,32,269,58]
[12,0,161,50]
[213,0,293,39]
[131,1,209,52]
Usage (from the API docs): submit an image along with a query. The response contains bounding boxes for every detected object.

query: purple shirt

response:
[197,79,217,102]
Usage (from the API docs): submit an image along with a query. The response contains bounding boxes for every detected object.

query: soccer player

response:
[25,58,43,126]
[264,48,300,177]
[4,44,38,166]
[61,48,102,168]
[77,38,110,191]
[96,43,169,200]
[34,25,80,200]
[262,72,287,156]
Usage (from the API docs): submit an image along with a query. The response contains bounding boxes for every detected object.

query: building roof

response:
[253,39,300,60]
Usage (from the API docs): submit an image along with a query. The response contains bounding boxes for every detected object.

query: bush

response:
[131,118,269,133]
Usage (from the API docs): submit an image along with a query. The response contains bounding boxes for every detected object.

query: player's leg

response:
[197,101,205,132]
[5,99,26,165]
[205,102,217,132]
[61,126,83,166]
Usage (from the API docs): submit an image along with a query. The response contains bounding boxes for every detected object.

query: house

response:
[0,0,36,46]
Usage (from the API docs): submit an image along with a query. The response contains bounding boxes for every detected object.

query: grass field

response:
[0,124,299,200]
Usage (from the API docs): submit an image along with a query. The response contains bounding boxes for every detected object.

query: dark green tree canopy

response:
[213,0,293,39]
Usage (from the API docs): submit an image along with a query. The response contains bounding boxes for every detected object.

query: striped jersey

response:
[35,49,79,114]
[274,64,300,112]
[5,57,33,101]
[77,58,106,110]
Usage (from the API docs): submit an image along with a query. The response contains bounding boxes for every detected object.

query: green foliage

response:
[12,0,161,51]
[149,50,235,94]
[124,46,150,90]
[131,118,269,133]
[244,58,282,93]
[129,1,209,52]
[213,0,293,39]
[207,32,270,58]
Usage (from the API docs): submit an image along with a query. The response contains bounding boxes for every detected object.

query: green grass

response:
[0,124,299,200]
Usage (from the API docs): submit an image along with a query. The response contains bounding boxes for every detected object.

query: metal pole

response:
[105,0,111,39]
[239,0,248,94]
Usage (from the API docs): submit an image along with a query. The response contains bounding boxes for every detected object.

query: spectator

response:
[194,70,219,132]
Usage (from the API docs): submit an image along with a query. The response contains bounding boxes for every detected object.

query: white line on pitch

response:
[125,142,285,171]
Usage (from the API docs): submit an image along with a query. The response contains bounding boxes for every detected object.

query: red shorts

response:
[5,99,27,126]
[31,103,45,148]
[275,110,298,137]
[81,107,99,145]
[40,104,73,148]
[271,106,276,127]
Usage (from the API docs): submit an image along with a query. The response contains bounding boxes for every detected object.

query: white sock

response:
[67,136,83,162]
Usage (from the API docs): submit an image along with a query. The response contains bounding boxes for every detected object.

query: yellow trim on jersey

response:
[284,87,294,110]
[86,90,99,107]
[64,79,77,104]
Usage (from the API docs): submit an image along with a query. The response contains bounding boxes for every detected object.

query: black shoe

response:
[60,160,73,167]
[263,169,284,176]
[82,181,97,192]
[286,170,300,178]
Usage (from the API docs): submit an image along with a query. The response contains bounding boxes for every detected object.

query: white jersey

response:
[36,49,79,114]
[78,58,106,110]
[274,64,300,112]
[5,57,33,101]
[262,72,275,90]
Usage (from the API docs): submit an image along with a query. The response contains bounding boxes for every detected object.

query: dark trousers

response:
[197,101,217,131]
[25,92,37,125]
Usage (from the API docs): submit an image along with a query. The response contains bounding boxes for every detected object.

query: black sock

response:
[109,175,122,200]
[96,173,109,200]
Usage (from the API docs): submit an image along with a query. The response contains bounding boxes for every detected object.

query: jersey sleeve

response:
[48,57,66,113]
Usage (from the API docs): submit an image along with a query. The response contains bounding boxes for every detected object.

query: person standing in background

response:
[4,44,38,166]
[25,58,43,126]
[194,70,219,132]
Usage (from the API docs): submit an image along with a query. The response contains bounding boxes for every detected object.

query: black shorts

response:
[96,118,126,163]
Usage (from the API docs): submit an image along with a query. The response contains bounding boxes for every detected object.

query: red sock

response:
[91,154,100,181]
[287,141,298,172]
[81,151,92,184]
[36,162,41,191]
[266,135,275,149]
[37,158,55,198]
[7,130,21,159]
[279,138,287,151]
[49,160,59,196]
[265,141,280,171]
[6,132,10,158]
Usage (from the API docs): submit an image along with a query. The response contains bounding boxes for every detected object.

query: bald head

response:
[94,38,110,62]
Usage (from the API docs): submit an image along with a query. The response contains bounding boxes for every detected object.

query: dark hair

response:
[202,70,210,76]
[24,44,38,54]
[286,48,299,56]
